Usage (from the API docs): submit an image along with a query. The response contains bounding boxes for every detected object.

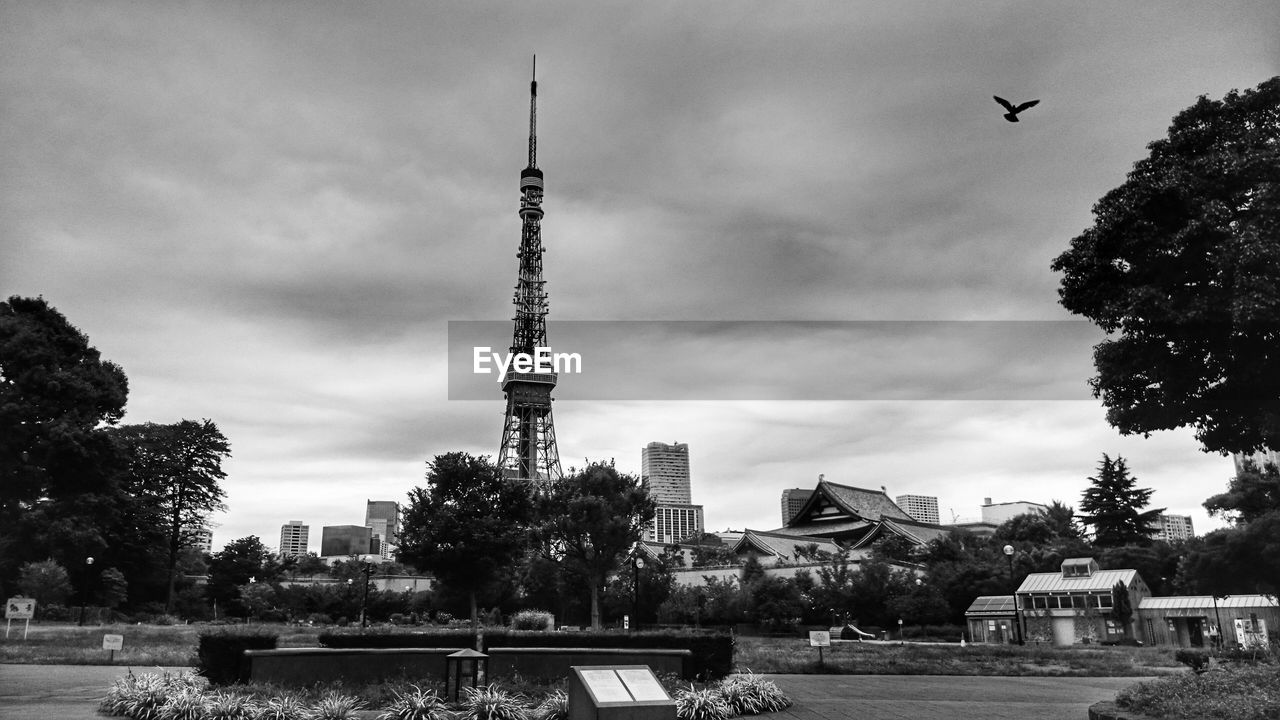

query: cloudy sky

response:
[4,2,1277,552]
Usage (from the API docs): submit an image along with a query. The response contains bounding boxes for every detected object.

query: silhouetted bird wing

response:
[1014,99,1040,113]
[993,96,1016,112]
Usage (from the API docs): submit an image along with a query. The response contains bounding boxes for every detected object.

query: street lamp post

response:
[631,556,645,633]
[1003,545,1023,645]
[1211,595,1226,649]
[78,556,94,626]
[360,563,374,629]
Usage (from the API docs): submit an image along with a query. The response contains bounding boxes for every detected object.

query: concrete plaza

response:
[0,665,1145,720]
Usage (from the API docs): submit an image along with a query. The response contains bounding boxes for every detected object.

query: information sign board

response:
[6,598,35,620]
[616,669,667,702]
[568,665,676,720]
[579,669,633,703]
[103,634,124,651]
[808,630,831,647]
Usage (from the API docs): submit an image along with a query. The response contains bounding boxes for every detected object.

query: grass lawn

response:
[5,623,1185,678]
[735,636,1185,676]
[0,622,325,666]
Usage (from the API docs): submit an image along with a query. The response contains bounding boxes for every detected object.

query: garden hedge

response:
[195,629,280,685]
[318,628,734,678]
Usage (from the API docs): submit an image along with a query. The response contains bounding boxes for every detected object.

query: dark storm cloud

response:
[3,1,1275,545]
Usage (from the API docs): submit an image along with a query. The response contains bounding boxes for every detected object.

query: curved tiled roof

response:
[789,480,914,526]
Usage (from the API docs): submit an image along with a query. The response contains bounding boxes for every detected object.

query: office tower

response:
[184,522,213,554]
[781,488,815,525]
[1150,514,1195,542]
[641,441,702,543]
[279,520,309,558]
[1233,449,1280,474]
[365,500,400,549]
[642,441,691,504]
[320,525,372,557]
[895,494,940,525]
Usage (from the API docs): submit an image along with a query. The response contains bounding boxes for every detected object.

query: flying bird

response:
[993,95,1039,122]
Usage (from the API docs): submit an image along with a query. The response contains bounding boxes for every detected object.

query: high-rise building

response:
[896,494,940,525]
[648,505,704,545]
[320,525,373,558]
[642,442,691,504]
[365,500,400,551]
[780,488,815,525]
[496,59,563,484]
[641,441,702,543]
[1233,449,1280,474]
[184,522,213,554]
[279,521,309,558]
[1150,514,1195,542]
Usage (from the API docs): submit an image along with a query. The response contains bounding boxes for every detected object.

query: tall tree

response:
[110,419,229,613]
[207,535,280,616]
[0,296,130,589]
[1051,77,1280,454]
[1203,460,1280,525]
[16,559,72,614]
[1078,454,1163,547]
[537,462,654,630]
[1111,581,1134,638]
[396,452,535,629]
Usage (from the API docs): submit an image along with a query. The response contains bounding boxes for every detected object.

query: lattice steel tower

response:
[497,58,563,484]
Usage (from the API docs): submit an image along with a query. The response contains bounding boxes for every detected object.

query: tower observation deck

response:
[497,57,563,484]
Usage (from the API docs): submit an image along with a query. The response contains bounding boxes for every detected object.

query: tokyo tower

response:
[497,58,563,483]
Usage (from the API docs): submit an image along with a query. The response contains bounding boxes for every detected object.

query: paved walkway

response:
[0,665,1146,720]
[764,674,1145,720]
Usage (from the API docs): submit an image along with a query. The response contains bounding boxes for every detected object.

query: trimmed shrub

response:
[533,690,568,720]
[1175,648,1210,672]
[1117,664,1280,720]
[461,685,531,720]
[674,686,732,720]
[99,670,207,719]
[714,673,791,715]
[377,685,451,720]
[196,629,280,685]
[318,628,734,680]
[511,610,556,631]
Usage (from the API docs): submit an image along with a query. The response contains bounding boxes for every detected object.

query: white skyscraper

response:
[895,494,940,524]
[641,442,703,543]
[642,442,691,503]
[1150,514,1195,542]
[279,520,309,558]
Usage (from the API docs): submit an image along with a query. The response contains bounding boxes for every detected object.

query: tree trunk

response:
[590,582,601,630]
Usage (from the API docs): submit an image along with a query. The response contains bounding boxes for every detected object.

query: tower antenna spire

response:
[528,55,537,169]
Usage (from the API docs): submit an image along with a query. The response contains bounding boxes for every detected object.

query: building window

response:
[1033,596,1048,609]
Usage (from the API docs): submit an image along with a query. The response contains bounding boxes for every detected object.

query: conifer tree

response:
[1078,454,1163,546]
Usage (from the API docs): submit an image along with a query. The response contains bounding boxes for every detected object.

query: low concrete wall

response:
[244,647,464,685]
[487,647,693,680]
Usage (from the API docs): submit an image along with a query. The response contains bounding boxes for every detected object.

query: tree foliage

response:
[397,452,535,627]
[207,536,280,615]
[1203,460,1280,524]
[109,419,229,612]
[1051,77,1280,454]
[0,296,131,591]
[1176,512,1280,595]
[1078,454,1163,547]
[536,462,654,629]
[16,559,72,612]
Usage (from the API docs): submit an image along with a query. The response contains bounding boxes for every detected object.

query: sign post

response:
[103,633,124,662]
[5,598,36,640]
[808,630,831,668]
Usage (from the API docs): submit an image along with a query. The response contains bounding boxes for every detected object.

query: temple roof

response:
[731,529,842,563]
[788,480,914,527]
